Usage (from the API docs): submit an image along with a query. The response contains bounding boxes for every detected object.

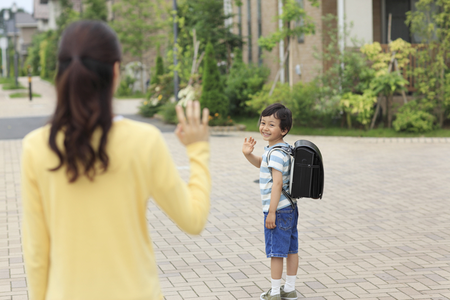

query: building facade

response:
[231,0,419,86]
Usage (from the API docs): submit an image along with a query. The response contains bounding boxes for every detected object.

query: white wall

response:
[344,0,373,46]
[47,0,60,30]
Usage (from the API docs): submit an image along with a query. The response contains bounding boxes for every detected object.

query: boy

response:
[242,103,298,300]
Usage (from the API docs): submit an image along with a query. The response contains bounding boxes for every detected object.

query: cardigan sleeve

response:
[21,137,50,300]
[149,132,211,235]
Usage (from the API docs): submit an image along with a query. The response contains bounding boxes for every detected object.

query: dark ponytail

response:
[49,21,121,182]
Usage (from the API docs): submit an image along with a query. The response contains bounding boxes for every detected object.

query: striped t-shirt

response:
[260,142,292,212]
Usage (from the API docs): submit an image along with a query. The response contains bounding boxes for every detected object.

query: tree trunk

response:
[370,96,381,130]
[387,95,393,129]
[439,109,444,128]
[140,58,145,94]
[346,112,352,129]
[384,96,389,128]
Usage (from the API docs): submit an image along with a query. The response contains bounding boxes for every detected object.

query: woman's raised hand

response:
[175,101,209,146]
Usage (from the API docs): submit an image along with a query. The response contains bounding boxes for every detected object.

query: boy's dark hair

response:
[260,103,293,137]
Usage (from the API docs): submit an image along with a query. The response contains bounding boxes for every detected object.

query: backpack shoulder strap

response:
[266,146,292,166]
[266,146,296,209]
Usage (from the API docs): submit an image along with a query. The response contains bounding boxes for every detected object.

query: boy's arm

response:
[265,169,283,229]
[244,153,262,168]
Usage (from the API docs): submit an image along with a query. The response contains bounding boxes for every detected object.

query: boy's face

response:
[259,114,288,146]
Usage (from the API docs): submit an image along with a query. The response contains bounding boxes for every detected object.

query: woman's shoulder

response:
[23,125,51,147]
[113,118,161,136]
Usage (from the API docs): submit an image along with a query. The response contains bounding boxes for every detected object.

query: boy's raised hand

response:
[242,137,257,156]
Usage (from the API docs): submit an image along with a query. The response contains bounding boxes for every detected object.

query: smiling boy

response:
[242,103,298,300]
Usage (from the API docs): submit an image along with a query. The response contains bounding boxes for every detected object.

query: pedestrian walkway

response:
[0,76,141,119]
[0,128,449,299]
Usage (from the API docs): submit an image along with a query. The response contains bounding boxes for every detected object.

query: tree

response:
[57,0,79,35]
[360,39,414,128]
[200,42,228,118]
[83,0,108,22]
[258,0,319,89]
[225,48,269,116]
[258,0,319,51]
[406,0,450,127]
[151,55,164,84]
[176,0,242,69]
[112,0,166,92]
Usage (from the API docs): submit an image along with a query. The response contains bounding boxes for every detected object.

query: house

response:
[231,0,420,87]
[38,0,82,30]
[5,12,38,68]
[33,0,49,31]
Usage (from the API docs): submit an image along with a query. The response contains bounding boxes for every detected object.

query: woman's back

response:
[22,118,210,300]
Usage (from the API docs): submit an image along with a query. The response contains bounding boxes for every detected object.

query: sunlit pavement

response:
[1,78,450,300]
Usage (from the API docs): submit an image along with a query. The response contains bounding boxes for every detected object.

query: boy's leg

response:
[283,206,299,294]
[271,257,284,279]
[284,254,298,293]
[286,253,298,276]
[270,257,283,295]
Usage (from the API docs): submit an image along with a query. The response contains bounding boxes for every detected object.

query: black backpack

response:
[267,140,324,207]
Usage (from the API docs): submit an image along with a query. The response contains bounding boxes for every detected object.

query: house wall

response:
[232,1,280,83]
[289,1,323,84]
[232,0,324,85]
[321,0,337,74]
[345,0,373,45]
[19,27,37,45]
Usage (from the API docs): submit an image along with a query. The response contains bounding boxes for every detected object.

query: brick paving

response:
[0,132,449,300]
[1,78,450,299]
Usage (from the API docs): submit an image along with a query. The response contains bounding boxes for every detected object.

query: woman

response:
[21,21,210,300]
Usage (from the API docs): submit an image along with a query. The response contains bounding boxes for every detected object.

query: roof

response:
[33,0,49,20]
[15,12,38,26]
[4,12,37,35]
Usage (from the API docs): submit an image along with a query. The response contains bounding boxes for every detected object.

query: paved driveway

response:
[1,131,449,300]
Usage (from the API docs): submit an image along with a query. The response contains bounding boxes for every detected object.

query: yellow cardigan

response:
[21,119,211,300]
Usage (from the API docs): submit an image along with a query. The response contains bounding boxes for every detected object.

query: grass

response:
[114,93,146,99]
[9,92,41,98]
[233,116,450,138]
[0,77,26,90]
[2,82,26,90]
[0,77,15,84]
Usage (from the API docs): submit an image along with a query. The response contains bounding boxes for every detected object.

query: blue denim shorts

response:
[263,205,298,258]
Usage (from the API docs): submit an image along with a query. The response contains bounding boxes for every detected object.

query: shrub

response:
[246,81,321,127]
[246,83,292,114]
[208,114,234,126]
[339,91,377,129]
[26,33,45,76]
[393,100,436,133]
[115,75,136,97]
[200,42,228,117]
[139,100,162,117]
[146,73,174,101]
[287,81,321,127]
[159,102,178,124]
[225,48,269,116]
